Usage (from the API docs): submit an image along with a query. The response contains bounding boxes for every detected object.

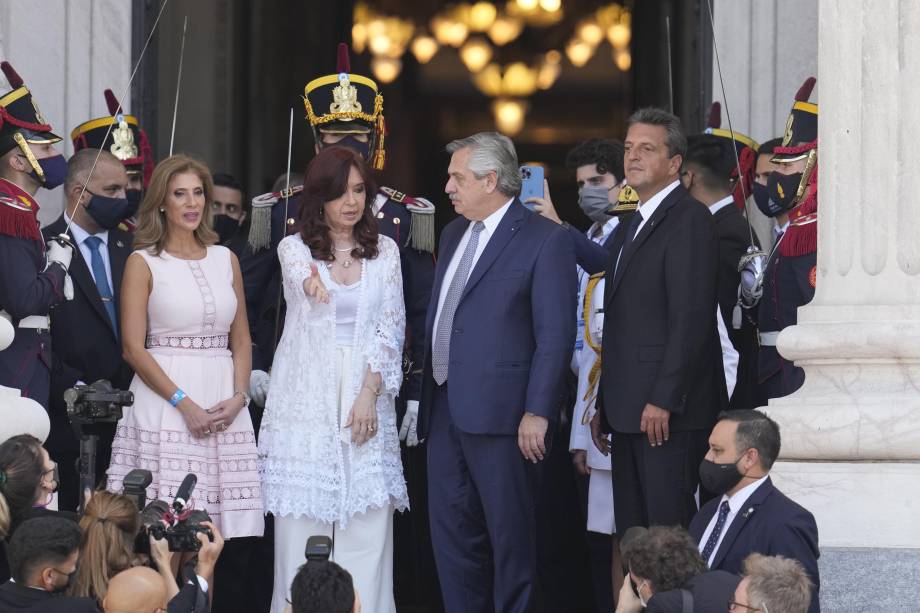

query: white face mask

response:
[637,580,649,608]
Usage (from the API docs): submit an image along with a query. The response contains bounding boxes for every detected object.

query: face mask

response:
[699,455,746,495]
[578,185,614,223]
[51,568,76,594]
[637,580,649,608]
[765,171,803,214]
[30,154,68,190]
[325,135,370,161]
[752,181,778,218]
[85,192,136,230]
[212,213,240,243]
[125,189,142,218]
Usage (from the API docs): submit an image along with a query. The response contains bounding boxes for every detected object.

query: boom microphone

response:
[173,473,198,513]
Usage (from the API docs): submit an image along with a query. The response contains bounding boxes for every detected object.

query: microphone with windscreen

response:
[173,473,198,513]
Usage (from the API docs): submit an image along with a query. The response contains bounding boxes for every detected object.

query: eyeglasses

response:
[728,600,762,612]
[42,462,59,485]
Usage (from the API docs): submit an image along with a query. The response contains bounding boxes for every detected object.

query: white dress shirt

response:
[698,474,769,566]
[634,180,681,235]
[708,194,735,216]
[432,198,513,341]
[65,212,113,290]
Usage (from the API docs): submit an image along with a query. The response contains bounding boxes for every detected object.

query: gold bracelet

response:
[363,384,382,397]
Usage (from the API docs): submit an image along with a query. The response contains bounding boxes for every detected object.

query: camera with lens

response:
[126,470,214,553]
[64,379,134,424]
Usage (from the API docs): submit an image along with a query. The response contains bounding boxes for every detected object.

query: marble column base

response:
[818,547,920,611]
[771,461,920,548]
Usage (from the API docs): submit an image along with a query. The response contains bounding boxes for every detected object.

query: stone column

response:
[766,0,920,607]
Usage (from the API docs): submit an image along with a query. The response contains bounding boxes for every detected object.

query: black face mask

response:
[51,568,76,594]
[752,182,778,218]
[212,214,240,244]
[699,456,745,496]
[765,171,803,214]
[84,192,136,230]
[125,189,142,218]
[326,135,370,161]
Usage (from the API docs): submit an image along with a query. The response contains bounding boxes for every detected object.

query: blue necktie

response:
[432,221,485,385]
[84,236,118,334]
[701,500,731,563]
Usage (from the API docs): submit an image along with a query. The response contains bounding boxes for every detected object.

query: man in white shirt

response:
[689,409,820,613]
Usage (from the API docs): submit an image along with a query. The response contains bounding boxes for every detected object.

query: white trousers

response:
[271,505,396,613]
[587,468,616,535]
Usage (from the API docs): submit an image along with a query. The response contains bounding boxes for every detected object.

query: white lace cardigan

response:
[258,233,408,526]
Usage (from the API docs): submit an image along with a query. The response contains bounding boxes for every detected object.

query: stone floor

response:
[819,547,920,611]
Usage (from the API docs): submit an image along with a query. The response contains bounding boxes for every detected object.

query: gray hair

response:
[446,132,521,196]
[743,554,813,613]
[626,107,687,158]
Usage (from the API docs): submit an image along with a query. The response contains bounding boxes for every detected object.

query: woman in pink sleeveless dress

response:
[106,155,263,540]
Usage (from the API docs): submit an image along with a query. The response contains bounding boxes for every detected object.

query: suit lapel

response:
[108,229,131,310]
[459,199,526,302]
[607,186,684,299]
[711,478,775,568]
[427,219,467,333]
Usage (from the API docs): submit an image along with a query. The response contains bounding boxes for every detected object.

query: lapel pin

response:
[116,240,124,248]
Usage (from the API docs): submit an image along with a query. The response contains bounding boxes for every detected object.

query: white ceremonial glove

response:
[249,370,271,406]
[399,400,420,447]
[46,235,74,270]
[63,274,74,301]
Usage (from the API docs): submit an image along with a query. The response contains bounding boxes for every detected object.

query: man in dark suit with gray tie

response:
[43,149,135,511]
[591,108,726,533]
[419,132,576,613]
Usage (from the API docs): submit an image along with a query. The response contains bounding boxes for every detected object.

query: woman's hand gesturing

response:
[303,263,330,303]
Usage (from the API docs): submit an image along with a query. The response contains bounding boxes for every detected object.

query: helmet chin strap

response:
[12,133,44,182]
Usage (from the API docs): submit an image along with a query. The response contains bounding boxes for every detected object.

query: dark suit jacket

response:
[565,223,615,274]
[41,217,134,493]
[689,477,820,613]
[647,570,741,613]
[599,185,726,433]
[0,581,99,612]
[418,199,577,436]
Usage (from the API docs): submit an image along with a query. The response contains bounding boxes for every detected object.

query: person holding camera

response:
[0,516,98,612]
[105,155,263,544]
[259,146,408,613]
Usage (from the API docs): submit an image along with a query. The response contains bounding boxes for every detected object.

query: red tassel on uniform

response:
[0,61,24,89]
[707,102,721,129]
[779,165,818,257]
[732,146,757,210]
[0,204,41,241]
[104,89,122,116]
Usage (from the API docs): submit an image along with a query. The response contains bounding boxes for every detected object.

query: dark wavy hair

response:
[565,138,626,182]
[297,146,378,262]
[0,434,46,538]
[622,526,707,592]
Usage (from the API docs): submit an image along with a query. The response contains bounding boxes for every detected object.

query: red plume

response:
[336,43,351,73]
[707,102,721,129]
[795,77,816,102]
[1,61,24,89]
[104,89,122,116]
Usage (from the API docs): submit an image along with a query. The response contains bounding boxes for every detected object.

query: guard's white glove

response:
[63,274,74,301]
[399,400,420,447]
[46,235,74,270]
[249,370,271,406]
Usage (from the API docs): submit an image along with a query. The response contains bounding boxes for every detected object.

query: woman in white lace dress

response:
[259,146,407,613]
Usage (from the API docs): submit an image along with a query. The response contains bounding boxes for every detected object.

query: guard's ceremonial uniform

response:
[703,103,762,409]
[0,63,68,408]
[71,89,153,231]
[757,78,819,402]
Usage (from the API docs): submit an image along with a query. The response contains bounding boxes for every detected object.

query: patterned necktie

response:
[84,236,118,334]
[701,500,731,563]
[432,221,485,385]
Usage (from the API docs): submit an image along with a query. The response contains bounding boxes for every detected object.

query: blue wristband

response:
[169,389,187,407]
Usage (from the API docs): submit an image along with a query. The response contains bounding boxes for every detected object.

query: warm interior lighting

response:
[565,38,594,67]
[614,48,632,71]
[431,15,469,47]
[515,0,539,10]
[460,37,494,73]
[469,2,498,31]
[578,20,604,46]
[488,14,523,45]
[539,0,561,13]
[492,98,527,135]
[502,62,537,96]
[371,56,402,83]
[607,22,631,49]
[473,63,503,96]
[411,35,439,64]
[352,23,368,54]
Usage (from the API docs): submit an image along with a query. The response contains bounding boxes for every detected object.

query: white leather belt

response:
[759,331,780,346]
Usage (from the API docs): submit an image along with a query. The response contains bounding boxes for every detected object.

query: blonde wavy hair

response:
[133,154,218,254]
